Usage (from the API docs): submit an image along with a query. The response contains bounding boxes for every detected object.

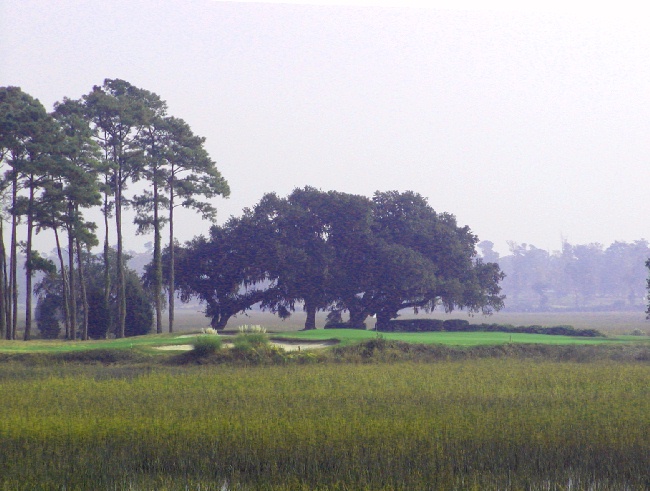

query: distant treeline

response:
[480,240,650,312]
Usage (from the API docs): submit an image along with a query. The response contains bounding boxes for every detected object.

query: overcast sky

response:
[2,0,649,256]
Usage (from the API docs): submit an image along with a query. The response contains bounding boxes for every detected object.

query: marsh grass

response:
[0,358,648,490]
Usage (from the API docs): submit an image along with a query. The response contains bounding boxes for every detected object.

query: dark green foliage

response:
[175,188,504,331]
[34,271,64,339]
[165,218,275,330]
[379,318,445,332]
[34,248,152,338]
[86,286,110,339]
[34,294,61,339]
[124,272,153,337]
[442,319,471,331]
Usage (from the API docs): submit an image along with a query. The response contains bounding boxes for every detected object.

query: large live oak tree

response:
[170,188,504,330]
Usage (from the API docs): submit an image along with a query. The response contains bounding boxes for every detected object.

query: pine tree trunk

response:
[10,175,18,340]
[103,191,111,338]
[0,219,6,339]
[23,182,35,341]
[23,180,38,340]
[2,218,9,339]
[76,238,89,341]
[67,222,76,341]
[116,169,126,338]
[54,228,71,339]
[168,184,175,333]
[153,180,162,334]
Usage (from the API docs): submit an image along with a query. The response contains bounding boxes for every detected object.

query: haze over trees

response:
[482,239,650,312]
[0,81,229,340]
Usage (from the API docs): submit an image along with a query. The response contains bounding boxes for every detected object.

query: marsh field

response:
[1,310,649,490]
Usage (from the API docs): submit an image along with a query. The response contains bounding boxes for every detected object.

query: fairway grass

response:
[1,326,647,357]
[273,328,649,347]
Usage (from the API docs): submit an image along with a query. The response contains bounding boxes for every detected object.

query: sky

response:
[2,0,650,256]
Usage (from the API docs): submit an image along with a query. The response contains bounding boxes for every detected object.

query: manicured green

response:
[273,328,648,347]
[0,360,648,490]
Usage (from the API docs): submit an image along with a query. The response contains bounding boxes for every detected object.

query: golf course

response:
[1,317,648,490]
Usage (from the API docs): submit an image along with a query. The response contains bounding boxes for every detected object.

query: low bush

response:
[192,335,223,356]
[233,325,270,351]
[379,319,444,332]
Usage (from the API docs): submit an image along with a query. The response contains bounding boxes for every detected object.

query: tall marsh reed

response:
[0,360,648,489]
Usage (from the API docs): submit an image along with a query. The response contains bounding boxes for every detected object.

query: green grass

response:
[0,360,648,489]
[0,333,202,354]
[1,325,646,359]
[273,328,649,347]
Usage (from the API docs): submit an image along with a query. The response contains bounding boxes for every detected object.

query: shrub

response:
[631,328,646,336]
[442,319,471,331]
[192,335,223,356]
[383,319,444,332]
[233,325,270,351]
[382,319,603,337]
[35,294,62,339]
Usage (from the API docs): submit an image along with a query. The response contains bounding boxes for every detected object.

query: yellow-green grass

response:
[273,328,650,347]
[0,360,648,489]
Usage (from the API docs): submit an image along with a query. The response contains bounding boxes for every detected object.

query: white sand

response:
[155,341,334,351]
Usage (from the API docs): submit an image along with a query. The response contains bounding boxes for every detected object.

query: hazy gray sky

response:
[2,0,649,256]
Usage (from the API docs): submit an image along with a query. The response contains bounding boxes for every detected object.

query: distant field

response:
[171,308,650,336]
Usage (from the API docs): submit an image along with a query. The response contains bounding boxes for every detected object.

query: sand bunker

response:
[155,341,335,352]
[156,344,194,351]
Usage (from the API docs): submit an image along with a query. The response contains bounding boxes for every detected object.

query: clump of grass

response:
[192,335,223,356]
[237,324,266,334]
[233,325,270,350]
[631,328,646,336]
